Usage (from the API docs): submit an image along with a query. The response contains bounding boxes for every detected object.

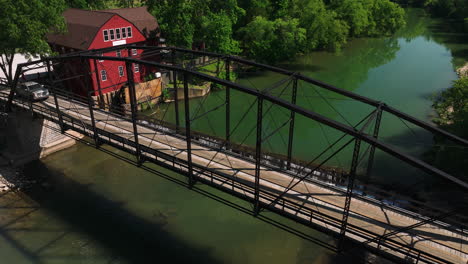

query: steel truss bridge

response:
[1,45,467,264]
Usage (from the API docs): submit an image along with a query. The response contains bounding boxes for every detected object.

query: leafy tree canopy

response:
[146,0,244,51]
[0,0,66,84]
[240,16,306,63]
[429,77,468,180]
[65,0,108,9]
[236,0,405,62]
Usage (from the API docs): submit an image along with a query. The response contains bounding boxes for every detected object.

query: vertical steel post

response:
[126,60,142,165]
[82,58,100,147]
[225,57,231,148]
[46,60,64,132]
[339,138,361,250]
[364,107,382,193]
[183,72,194,187]
[92,59,104,109]
[254,97,263,216]
[172,50,180,132]
[287,77,298,169]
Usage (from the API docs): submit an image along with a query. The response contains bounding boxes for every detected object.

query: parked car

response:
[16,81,49,101]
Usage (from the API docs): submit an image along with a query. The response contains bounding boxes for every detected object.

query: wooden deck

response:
[1,89,467,264]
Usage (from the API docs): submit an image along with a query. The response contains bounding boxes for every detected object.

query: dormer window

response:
[103,30,109,42]
[109,29,115,40]
[127,27,132,38]
[122,27,127,38]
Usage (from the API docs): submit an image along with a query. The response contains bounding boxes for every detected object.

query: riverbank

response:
[0,163,43,192]
[457,63,468,77]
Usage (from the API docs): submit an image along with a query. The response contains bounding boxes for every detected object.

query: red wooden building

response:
[47,7,161,101]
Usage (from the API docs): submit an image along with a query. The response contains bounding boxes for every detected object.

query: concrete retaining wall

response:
[0,109,82,166]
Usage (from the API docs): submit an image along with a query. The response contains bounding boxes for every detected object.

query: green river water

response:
[1,9,466,264]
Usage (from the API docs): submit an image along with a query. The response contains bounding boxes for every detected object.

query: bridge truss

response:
[2,44,468,264]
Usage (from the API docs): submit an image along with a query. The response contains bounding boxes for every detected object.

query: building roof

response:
[47,7,159,51]
[101,7,159,39]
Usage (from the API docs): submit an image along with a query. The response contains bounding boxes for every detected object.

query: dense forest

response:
[145,0,406,63]
[393,0,468,21]
[64,0,468,63]
[63,0,406,63]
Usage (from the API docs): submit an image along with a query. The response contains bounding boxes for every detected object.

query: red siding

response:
[88,15,148,96]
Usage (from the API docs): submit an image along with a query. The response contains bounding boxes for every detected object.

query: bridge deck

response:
[1,89,467,264]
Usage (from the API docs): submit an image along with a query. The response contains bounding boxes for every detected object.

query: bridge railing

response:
[3,47,467,263]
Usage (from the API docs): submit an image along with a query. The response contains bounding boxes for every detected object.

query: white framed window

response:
[121,27,127,38]
[110,29,115,40]
[118,66,124,77]
[103,30,109,41]
[116,50,121,57]
[98,53,104,62]
[116,28,121,39]
[131,49,137,56]
[134,64,139,73]
[101,70,107,81]
[127,27,132,38]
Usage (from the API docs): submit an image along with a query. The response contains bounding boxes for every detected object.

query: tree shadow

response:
[451,48,468,61]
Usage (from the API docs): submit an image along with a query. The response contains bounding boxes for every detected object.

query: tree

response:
[0,0,66,86]
[295,0,349,51]
[148,0,406,63]
[115,0,139,8]
[201,12,241,54]
[333,0,371,36]
[65,0,108,9]
[146,0,244,51]
[433,77,468,133]
[240,16,306,63]
[146,0,200,48]
[428,77,468,181]
[369,0,406,36]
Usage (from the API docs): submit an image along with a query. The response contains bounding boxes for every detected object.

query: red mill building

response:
[47,7,162,107]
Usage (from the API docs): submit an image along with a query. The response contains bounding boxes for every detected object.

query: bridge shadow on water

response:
[1,160,225,263]
[0,100,383,263]
[0,136,386,264]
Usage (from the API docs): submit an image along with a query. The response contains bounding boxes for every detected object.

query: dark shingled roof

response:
[101,7,159,39]
[47,7,159,51]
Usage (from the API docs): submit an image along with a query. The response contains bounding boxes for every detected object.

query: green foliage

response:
[162,88,170,101]
[237,0,405,62]
[428,77,468,180]
[0,0,66,84]
[65,0,108,9]
[370,0,407,35]
[297,1,349,51]
[147,0,405,63]
[114,0,140,8]
[201,12,241,54]
[333,0,371,36]
[397,0,468,32]
[146,0,243,52]
[433,77,468,131]
[146,0,198,48]
[240,16,306,63]
[424,0,468,19]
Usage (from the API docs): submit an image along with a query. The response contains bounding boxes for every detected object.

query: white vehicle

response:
[17,81,49,101]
